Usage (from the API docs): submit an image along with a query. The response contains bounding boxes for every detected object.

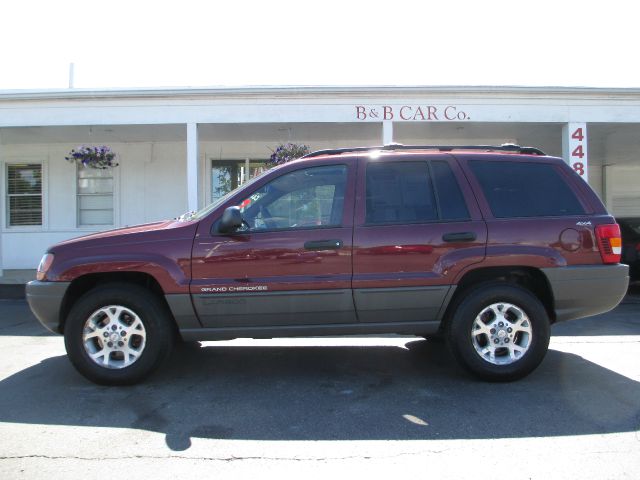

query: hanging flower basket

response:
[65,145,119,169]
[266,143,310,167]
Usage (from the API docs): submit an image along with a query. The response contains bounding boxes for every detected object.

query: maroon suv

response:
[26,144,629,385]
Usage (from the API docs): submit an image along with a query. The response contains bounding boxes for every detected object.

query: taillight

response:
[595,224,622,264]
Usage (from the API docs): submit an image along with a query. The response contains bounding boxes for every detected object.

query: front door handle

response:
[304,239,343,250]
[442,232,477,242]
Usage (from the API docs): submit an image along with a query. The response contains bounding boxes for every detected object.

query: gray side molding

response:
[192,289,356,328]
[165,294,201,329]
[354,286,451,323]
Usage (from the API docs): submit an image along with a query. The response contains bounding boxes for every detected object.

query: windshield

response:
[178,169,271,222]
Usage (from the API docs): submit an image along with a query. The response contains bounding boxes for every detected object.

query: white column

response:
[186,123,199,212]
[382,121,394,145]
[562,123,588,182]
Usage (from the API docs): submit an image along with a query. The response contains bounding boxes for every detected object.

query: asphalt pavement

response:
[0,297,639,479]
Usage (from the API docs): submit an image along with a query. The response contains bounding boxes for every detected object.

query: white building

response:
[1,85,639,273]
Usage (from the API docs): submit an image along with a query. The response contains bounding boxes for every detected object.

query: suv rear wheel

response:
[64,284,175,385]
[447,283,550,381]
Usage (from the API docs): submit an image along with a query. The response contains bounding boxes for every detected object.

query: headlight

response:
[36,253,55,281]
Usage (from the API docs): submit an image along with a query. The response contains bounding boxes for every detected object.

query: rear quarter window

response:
[469,160,585,218]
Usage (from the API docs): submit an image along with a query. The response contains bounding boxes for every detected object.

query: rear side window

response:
[432,160,469,220]
[365,161,469,224]
[469,160,585,218]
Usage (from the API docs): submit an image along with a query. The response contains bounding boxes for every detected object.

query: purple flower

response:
[266,143,310,167]
[66,145,117,169]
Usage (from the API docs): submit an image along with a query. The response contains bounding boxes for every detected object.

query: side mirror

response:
[218,206,244,234]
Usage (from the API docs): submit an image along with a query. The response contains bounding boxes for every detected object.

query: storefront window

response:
[211,160,265,202]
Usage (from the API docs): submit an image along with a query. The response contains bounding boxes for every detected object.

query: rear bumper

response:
[542,264,629,322]
[26,280,71,334]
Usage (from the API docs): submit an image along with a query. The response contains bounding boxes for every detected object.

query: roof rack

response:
[301,143,546,159]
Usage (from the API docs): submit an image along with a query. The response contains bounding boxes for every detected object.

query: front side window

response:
[77,166,114,226]
[6,163,42,227]
[238,165,347,231]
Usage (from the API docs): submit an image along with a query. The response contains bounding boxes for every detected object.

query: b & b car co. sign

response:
[355,105,471,121]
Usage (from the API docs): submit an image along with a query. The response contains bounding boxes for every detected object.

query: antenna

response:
[68,63,75,89]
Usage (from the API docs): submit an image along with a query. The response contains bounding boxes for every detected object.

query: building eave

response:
[1,85,640,102]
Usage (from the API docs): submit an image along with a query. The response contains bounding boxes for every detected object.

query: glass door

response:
[211,160,267,202]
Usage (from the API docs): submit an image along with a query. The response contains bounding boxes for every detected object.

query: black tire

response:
[446,282,550,382]
[64,284,175,385]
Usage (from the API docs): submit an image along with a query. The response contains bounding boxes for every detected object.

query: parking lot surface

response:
[0,298,639,479]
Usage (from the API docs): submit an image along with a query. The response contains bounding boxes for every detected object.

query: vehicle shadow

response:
[551,302,640,336]
[0,339,638,451]
[0,300,57,337]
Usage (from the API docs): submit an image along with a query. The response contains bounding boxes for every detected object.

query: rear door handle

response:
[442,232,477,242]
[304,239,343,250]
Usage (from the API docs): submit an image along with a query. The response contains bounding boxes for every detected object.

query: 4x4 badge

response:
[576,221,592,226]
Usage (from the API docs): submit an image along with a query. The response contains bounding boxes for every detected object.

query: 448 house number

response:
[570,125,587,178]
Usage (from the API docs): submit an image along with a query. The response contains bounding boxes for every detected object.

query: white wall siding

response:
[1,141,187,269]
[141,142,187,222]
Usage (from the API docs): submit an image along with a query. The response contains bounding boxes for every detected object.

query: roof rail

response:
[301,143,546,159]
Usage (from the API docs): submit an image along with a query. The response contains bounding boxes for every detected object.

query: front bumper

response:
[26,280,71,334]
[542,264,629,322]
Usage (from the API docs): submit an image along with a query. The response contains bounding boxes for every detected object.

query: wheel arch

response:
[441,266,555,329]
[59,272,171,334]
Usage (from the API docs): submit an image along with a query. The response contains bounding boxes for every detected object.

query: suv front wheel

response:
[64,284,175,385]
[447,283,551,381]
